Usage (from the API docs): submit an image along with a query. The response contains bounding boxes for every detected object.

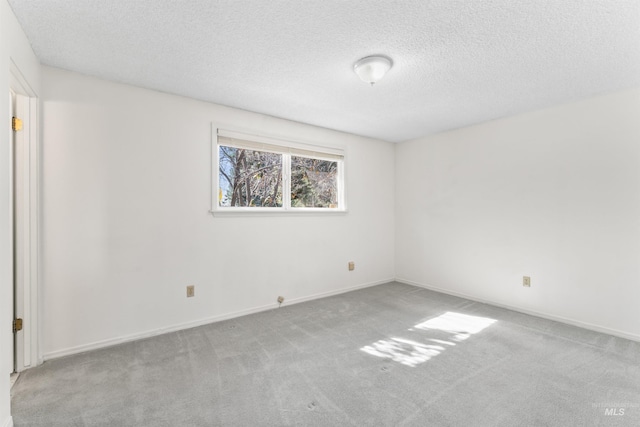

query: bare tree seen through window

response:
[218,146,282,207]
[291,156,338,208]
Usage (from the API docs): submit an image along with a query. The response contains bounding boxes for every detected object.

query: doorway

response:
[9,89,16,377]
[9,63,40,374]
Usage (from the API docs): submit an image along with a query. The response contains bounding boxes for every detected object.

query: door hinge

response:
[13,318,23,333]
[12,117,23,132]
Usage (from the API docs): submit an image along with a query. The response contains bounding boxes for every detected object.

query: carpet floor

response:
[11,282,640,426]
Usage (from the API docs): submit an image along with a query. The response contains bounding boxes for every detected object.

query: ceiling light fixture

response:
[353,55,392,86]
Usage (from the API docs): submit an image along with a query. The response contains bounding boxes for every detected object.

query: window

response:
[219,146,283,207]
[213,127,345,213]
[291,156,338,208]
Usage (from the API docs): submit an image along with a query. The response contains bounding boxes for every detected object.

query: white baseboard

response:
[396,278,640,342]
[43,278,393,360]
[282,278,393,306]
[2,416,13,427]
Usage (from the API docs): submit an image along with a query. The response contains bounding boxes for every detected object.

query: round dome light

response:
[353,55,392,86]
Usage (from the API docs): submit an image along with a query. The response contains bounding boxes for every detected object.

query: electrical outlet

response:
[277,296,284,304]
[523,276,531,287]
[186,285,195,297]
[348,261,355,271]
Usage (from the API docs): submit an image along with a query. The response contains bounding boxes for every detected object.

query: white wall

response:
[396,88,640,340]
[1,1,40,425]
[41,66,395,358]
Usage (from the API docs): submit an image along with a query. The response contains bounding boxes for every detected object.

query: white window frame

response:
[211,125,347,215]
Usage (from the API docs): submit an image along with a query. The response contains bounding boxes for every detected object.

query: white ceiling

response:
[8,0,640,143]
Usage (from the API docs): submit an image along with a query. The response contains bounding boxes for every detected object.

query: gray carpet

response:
[11,282,640,426]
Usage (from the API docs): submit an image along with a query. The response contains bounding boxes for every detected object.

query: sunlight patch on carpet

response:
[415,312,497,342]
[361,312,496,367]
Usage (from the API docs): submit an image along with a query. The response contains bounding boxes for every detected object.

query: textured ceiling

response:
[8,0,640,143]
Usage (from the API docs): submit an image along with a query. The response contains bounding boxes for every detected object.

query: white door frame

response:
[9,60,40,371]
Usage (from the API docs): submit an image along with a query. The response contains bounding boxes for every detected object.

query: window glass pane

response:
[291,156,338,208]
[218,145,283,207]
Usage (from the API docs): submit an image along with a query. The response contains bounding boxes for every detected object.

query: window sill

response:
[209,209,348,217]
